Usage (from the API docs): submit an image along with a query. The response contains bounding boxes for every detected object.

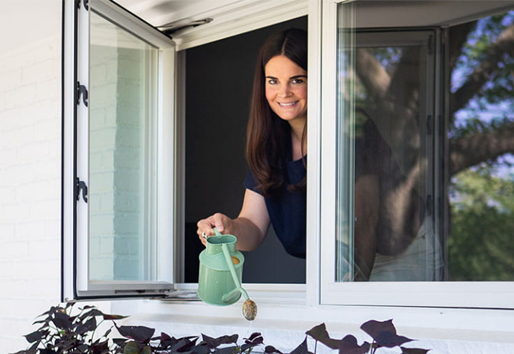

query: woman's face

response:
[264,55,307,123]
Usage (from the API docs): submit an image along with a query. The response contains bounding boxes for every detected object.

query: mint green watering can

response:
[197,228,257,320]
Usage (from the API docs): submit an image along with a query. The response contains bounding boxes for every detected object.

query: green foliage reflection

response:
[449,169,514,280]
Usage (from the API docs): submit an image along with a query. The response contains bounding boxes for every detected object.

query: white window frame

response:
[62,0,176,299]
[319,0,514,309]
[61,0,514,310]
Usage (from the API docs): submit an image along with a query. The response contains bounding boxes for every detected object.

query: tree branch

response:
[450,121,514,175]
[450,23,514,116]
[388,46,421,110]
[355,48,390,99]
[448,21,477,72]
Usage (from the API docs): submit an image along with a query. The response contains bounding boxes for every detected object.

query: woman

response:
[196,28,308,258]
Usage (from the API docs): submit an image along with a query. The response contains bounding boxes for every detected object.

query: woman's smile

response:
[278,100,299,107]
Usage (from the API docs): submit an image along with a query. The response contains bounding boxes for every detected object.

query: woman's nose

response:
[278,84,292,97]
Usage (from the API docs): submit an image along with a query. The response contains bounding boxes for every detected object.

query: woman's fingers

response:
[196,219,213,246]
[196,214,230,246]
[211,213,229,233]
[199,229,208,246]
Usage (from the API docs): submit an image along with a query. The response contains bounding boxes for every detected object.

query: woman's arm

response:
[196,189,270,251]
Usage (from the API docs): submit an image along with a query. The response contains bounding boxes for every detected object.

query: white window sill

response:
[109,287,514,354]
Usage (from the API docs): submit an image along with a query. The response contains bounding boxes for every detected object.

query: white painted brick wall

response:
[0,2,62,351]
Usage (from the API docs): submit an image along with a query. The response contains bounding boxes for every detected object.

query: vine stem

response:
[369,340,377,354]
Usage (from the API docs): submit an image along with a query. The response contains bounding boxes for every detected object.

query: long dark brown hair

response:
[246,28,307,197]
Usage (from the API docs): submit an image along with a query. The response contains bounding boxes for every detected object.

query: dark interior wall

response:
[184,16,307,283]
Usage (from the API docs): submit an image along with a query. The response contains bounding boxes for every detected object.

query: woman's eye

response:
[292,78,305,84]
[268,79,278,85]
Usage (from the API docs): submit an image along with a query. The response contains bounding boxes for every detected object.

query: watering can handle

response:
[215,227,249,301]
[221,244,249,301]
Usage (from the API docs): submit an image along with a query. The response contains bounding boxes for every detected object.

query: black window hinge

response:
[75,178,88,203]
[77,82,88,107]
[77,0,89,10]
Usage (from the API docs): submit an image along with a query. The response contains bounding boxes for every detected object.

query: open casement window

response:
[63,0,310,300]
[321,0,514,308]
[62,0,176,298]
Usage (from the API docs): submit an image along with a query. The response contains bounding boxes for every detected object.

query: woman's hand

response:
[196,189,270,249]
[196,213,233,246]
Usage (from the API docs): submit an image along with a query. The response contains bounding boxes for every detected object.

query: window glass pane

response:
[89,11,158,282]
[335,3,443,281]
[448,10,514,281]
[335,2,514,284]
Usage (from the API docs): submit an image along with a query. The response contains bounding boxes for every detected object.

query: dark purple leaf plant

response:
[300,321,430,354]
[11,301,127,354]
[13,303,430,354]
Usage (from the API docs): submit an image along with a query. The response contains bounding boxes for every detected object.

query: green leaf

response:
[124,341,141,354]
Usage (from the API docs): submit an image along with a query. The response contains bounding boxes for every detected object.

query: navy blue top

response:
[244,154,307,259]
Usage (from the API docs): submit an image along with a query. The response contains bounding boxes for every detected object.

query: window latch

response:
[75,178,88,203]
[76,0,89,11]
[77,82,88,107]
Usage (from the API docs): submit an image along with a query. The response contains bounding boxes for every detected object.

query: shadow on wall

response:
[184,17,307,284]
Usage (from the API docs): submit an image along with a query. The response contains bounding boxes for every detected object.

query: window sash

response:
[320,0,514,309]
[62,0,176,299]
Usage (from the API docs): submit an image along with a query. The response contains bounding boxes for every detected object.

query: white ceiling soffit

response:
[111,0,514,47]
[112,0,308,50]
[352,0,514,28]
